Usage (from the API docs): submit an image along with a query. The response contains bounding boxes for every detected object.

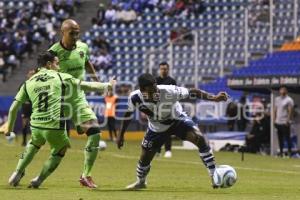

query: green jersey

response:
[15,68,79,130]
[48,40,97,125]
[48,41,89,80]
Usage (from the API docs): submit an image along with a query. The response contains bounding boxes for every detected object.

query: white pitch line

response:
[2,140,300,175]
[109,153,300,175]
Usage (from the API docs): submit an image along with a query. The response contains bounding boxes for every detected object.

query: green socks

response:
[16,143,39,173]
[83,134,100,177]
[38,154,63,183]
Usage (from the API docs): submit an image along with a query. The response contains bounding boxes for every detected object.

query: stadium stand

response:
[0,0,81,82]
[83,0,297,89]
[200,49,300,100]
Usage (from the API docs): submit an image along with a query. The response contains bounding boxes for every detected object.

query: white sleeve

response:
[274,97,279,108]
[288,97,294,107]
[127,95,136,112]
[158,85,190,101]
[173,86,189,100]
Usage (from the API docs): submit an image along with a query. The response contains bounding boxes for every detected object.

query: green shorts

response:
[30,127,70,155]
[65,91,97,126]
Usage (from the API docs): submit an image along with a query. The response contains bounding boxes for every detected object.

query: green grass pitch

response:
[1,137,300,200]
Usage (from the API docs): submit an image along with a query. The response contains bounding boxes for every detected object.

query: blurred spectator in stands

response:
[131,0,144,13]
[226,101,238,131]
[186,0,206,16]
[244,110,270,153]
[43,0,56,17]
[161,0,176,15]
[147,0,160,10]
[105,4,117,22]
[93,36,111,53]
[53,0,74,16]
[274,86,294,157]
[116,7,138,23]
[249,0,270,26]
[92,3,106,25]
[0,52,7,82]
[237,96,249,131]
[90,50,113,71]
[0,0,78,82]
[170,27,193,45]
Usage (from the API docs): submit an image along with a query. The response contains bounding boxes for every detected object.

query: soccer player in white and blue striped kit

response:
[116,73,229,189]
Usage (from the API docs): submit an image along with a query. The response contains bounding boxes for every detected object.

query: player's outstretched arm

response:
[78,77,117,94]
[116,110,133,149]
[5,100,22,136]
[189,88,229,102]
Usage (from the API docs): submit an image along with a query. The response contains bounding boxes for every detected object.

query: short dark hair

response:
[279,85,288,90]
[138,73,156,90]
[159,62,169,68]
[37,51,56,68]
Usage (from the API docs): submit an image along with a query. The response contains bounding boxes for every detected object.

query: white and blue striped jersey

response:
[127,85,190,132]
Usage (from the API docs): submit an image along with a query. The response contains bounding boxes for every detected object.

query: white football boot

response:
[28,176,41,189]
[126,180,147,190]
[8,171,25,187]
[164,151,172,158]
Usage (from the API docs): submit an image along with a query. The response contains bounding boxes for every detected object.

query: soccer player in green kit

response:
[48,19,103,188]
[6,51,116,188]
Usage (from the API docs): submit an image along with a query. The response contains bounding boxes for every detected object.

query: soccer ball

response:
[213,165,237,188]
[98,141,107,151]
[5,132,16,143]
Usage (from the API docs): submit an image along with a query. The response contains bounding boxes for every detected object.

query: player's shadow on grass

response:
[143,189,232,194]
[88,188,232,194]
[0,185,49,191]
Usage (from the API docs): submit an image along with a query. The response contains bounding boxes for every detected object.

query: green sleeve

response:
[15,83,29,103]
[75,79,112,94]
[7,100,22,132]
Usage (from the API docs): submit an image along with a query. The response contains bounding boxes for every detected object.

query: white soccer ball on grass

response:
[98,141,107,151]
[213,165,237,188]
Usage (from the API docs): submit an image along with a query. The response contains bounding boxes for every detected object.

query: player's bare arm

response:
[189,88,229,102]
[5,100,22,136]
[116,110,134,149]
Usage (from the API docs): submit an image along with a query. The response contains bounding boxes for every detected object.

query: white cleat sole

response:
[125,182,147,190]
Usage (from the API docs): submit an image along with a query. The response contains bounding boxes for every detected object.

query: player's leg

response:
[110,117,117,140]
[79,119,101,188]
[29,129,70,188]
[283,125,292,156]
[9,127,45,186]
[275,124,284,156]
[107,117,113,141]
[126,129,166,190]
[173,117,218,188]
[185,130,219,188]
[22,117,29,146]
[164,135,172,158]
[71,102,100,188]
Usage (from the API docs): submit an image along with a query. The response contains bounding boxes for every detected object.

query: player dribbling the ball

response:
[116,73,229,190]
